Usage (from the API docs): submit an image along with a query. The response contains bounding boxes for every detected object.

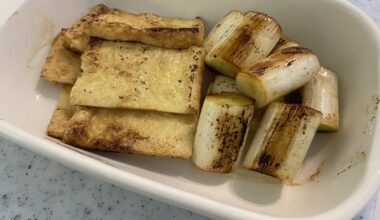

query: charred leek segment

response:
[236,47,320,108]
[244,107,266,149]
[192,93,254,173]
[302,67,339,132]
[270,35,299,54]
[203,11,244,52]
[207,75,240,95]
[205,12,282,77]
[242,102,321,183]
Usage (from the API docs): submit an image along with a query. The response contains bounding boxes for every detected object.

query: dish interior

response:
[0,0,379,218]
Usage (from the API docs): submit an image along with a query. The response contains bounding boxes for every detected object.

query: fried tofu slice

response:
[88,8,205,50]
[40,29,81,84]
[63,4,109,52]
[70,40,206,114]
[63,4,204,52]
[63,107,196,159]
[47,85,76,138]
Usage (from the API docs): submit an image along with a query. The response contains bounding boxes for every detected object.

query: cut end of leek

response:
[236,72,266,107]
[302,67,339,132]
[208,75,240,95]
[205,53,240,77]
[206,92,253,106]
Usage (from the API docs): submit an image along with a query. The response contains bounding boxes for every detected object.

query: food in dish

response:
[193,93,253,173]
[40,29,81,84]
[47,85,76,138]
[41,5,340,184]
[302,67,339,132]
[63,4,204,52]
[70,39,205,114]
[236,47,320,108]
[242,102,321,183]
[204,11,281,77]
[63,106,197,159]
[207,75,240,95]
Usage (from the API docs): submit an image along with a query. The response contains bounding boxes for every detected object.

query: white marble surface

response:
[1,0,380,219]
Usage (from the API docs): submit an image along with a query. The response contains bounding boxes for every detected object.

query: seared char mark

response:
[217,12,280,65]
[212,109,250,172]
[248,65,269,75]
[146,27,200,33]
[281,47,312,54]
[253,105,311,175]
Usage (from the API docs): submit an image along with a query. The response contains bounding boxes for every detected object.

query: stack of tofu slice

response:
[193,11,339,183]
[42,4,206,159]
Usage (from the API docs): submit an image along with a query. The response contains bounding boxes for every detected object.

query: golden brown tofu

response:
[63,4,204,52]
[63,4,109,52]
[63,107,196,159]
[47,85,76,138]
[40,29,81,84]
[70,40,206,114]
[88,8,205,49]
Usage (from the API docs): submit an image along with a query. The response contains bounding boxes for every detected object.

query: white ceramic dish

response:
[0,0,379,219]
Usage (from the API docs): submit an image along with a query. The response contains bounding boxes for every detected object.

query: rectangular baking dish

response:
[0,0,380,219]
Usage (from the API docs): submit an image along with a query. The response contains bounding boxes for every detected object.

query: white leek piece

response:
[203,11,244,52]
[243,102,321,183]
[271,35,299,54]
[205,12,282,77]
[236,47,320,108]
[302,67,339,132]
[193,93,254,173]
[207,75,240,95]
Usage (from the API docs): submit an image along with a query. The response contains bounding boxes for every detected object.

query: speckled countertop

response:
[1,0,380,220]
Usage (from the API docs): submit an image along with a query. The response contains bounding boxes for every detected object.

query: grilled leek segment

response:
[236,47,320,108]
[205,12,282,77]
[302,67,339,132]
[207,75,240,95]
[203,11,244,52]
[193,93,254,173]
[270,35,299,54]
[243,102,321,183]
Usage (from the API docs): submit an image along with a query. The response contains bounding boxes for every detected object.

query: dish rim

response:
[0,0,380,219]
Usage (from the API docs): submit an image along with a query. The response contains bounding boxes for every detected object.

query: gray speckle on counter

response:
[0,1,380,220]
[348,0,380,25]
[0,137,210,220]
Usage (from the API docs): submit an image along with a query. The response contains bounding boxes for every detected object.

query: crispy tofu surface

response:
[89,8,205,49]
[40,29,81,84]
[70,40,205,114]
[63,4,204,52]
[47,85,76,138]
[63,4,109,52]
[63,107,196,158]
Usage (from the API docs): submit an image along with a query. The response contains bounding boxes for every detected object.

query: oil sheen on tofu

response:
[70,40,205,114]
